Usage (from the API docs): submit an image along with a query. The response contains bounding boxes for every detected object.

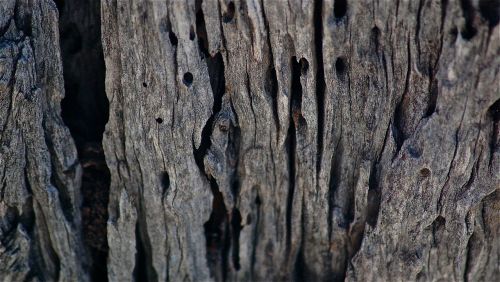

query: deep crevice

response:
[57,0,110,280]
[334,0,348,20]
[327,141,343,240]
[231,208,242,271]
[464,230,483,282]
[393,37,412,157]
[487,99,500,166]
[228,121,242,199]
[250,193,262,278]
[133,216,158,282]
[335,57,347,79]
[195,0,209,57]
[431,215,446,246]
[133,223,147,282]
[265,66,280,134]
[160,171,170,198]
[286,56,304,253]
[291,57,304,122]
[459,0,477,40]
[366,163,381,228]
[193,52,225,171]
[204,180,229,281]
[425,72,439,117]
[190,32,228,279]
[294,247,308,281]
[314,0,326,179]
[133,219,157,281]
[479,0,499,28]
[260,0,280,141]
[222,2,236,23]
[285,113,296,252]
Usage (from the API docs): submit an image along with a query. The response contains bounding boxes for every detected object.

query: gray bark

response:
[1,0,499,281]
[0,0,88,281]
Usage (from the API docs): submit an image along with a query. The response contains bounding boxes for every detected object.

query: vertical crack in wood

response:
[230,207,242,271]
[195,0,209,58]
[478,0,500,28]
[393,37,412,158]
[286,56,303,255]
[285,109,296,255]
[366,163,381,228]
[328,140,343,241]
[133,219,158,282]
[314,0,326,179]
[250,194,262,279]
[487,99,500,167]
[193,7,230,275]
[459,0,478,40]
[260,0,280,137]
[57,0,110,279]
[203,181,229,281]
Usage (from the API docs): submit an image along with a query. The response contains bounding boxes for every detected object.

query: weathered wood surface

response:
[0,0,88,281]
[1,0,499,281]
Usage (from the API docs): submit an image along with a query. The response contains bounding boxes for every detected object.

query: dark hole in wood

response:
[299,58,309,75]
[189,25,196,40]
[488,99,500,166]
[142,82,147,88]
[335,57,347,77]
[183,72,194,86]
[450,26,459,44]
[231,208,242,270]
[160,171,170,197]
[169,31,178,46]
[255,195,261,205]
[203,183,228,281]
[366,164,381,228]
[195,2,210,57]
[420,168,431,177]
[265,67,279,131]
[425,78,438,117]
[291,56,304,119]
[459,0,477,40]
[334,0,347,19]
[479,0,500,27]
[488,99,500,122]
[223,2,236,23]
[155,117,163,124]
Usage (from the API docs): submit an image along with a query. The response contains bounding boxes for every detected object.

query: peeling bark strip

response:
[1,0,499,281]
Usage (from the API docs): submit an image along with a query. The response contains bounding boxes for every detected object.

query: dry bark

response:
[1,0,499,281]
[0,0,88,281]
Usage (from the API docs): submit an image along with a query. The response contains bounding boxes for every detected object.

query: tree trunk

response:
[0,0,498,281]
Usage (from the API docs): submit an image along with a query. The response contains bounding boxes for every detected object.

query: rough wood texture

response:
[1,0,499,281]
[0,0,88,281]
[101,0,499,281]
